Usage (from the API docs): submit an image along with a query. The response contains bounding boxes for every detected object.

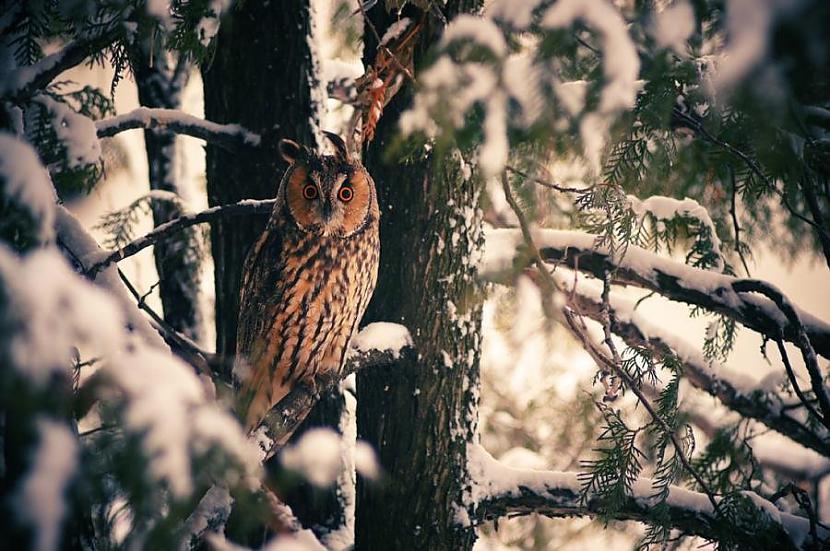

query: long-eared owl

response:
[235,132,380,432]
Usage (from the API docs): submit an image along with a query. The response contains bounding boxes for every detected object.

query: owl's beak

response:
[320,200,333,222]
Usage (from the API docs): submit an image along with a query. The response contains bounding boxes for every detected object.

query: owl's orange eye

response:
[302,184,318,200]
[338,186,354,202]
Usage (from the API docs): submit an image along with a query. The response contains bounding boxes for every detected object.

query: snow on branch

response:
[95,108,262,150]
[481,228,830,359]
[1,30,120,101]
[466,444,826,549]
[558,272,830,457]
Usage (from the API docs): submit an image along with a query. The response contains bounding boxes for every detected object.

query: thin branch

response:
[117,269,217,379]
[561,276,830,457]
[731,279,830,431]
[95,107,262,150]
[729,169,752,276]
[560,305,721,515]
[86,198,276,277]
[505,164,590,194]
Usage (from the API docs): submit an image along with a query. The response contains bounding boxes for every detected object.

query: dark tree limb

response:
[254,345,417,459]
[563,281,830,457]
[732,279,830,430]
[468,445,824,550]
[85,199,275,277]
[483,228,830,359]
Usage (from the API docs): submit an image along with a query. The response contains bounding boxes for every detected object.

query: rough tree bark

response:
[356,3,483,550]
[202,4,347,540]
[202,1,318,361]
[133,41,204,341]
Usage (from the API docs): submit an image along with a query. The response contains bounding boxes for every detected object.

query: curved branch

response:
[732,279,830,430]
[468,445,825,550]
[561,275,830,457]
[85,198,276,277]
[482,228,830,359]
[95,107,262,150]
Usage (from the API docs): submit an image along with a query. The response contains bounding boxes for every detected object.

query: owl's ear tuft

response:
[322,131,350,162]
[278,139,304,164]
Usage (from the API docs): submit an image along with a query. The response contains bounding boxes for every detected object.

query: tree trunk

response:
[202,1,319,361]
[355,4,483,550]
[202,3,348,538]
[134,42,204,342]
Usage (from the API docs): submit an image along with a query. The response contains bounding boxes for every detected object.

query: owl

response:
[235,132,380,432]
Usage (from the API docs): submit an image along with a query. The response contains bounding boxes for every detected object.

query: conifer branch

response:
[469,445,824,550]
[3,29,121,101]
[564,281,830,457]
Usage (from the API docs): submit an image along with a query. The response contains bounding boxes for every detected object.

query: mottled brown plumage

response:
[235,133,380,432]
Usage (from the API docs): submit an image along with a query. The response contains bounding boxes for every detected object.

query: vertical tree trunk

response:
[356,4,483,550]
[133,42,204,341]
[202,2,319,361]
[202,3,348,538]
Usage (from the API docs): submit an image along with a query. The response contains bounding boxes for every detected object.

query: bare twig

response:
[731,279,830,431]
[117,269,218,379]
[506,164,590,194]
[729,169,752,276]
[86,199,276,277]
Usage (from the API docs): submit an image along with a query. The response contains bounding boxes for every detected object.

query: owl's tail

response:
[238,358,293,434]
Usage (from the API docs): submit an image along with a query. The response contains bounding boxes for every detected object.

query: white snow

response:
[714,0,800,91]
[441,15,507,57]
[651,0,696,54]
[0,247,125,385]
[542,0,641,170]
[487,0,544,29]
[628,194,725,271]
[195,0,233,46]
[380,18,412,47]
[109,346,258,497]
[354,440,380,480]
[262,530,327,551]
[0,133,56,242]
[281,427,343,487]
[467,443,822,544]
[15,418,78,551]
[95,107,262,147]
[480,227,830,341]
[34,95,101,168]
[352,322,413,359]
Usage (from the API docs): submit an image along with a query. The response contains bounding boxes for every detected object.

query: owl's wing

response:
[235,226,294,432]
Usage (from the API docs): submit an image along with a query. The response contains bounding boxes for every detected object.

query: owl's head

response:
[277,132,378,238]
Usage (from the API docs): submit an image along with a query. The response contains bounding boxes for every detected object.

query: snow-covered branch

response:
[482,228,830,359]
[85,198,276,277]
[54,206,169,353]
[467,445,826,550]
[95,108,262,150]
[2,30,120,100]
[560,273,830,457]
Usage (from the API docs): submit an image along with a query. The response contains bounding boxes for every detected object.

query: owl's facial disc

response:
[285,160,373,238]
